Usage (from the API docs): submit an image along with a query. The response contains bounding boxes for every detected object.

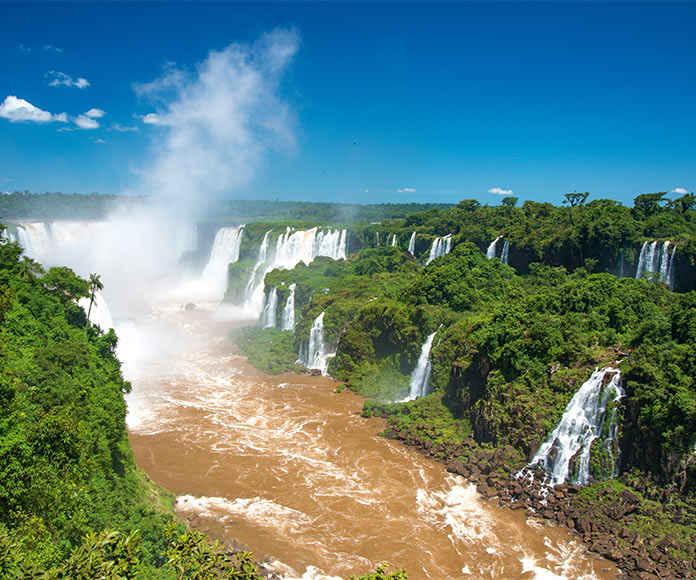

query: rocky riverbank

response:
[381,424,696,580]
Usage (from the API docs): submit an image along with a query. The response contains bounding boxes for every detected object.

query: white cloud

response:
[488,187,513,195]
[74,114,99,129]
[110,123,139,132]
[672,187,690,194]
[0,95,67,123]
[46,71,90,89]
[93,138,106,144]
[84,108,105,118]
[397,187,416,193]
[3,178,10,182]
[72,108,106,129]
[133,27,300,208]
[44,45,64,53]
[141,113,164,125]
[18,44,31,53]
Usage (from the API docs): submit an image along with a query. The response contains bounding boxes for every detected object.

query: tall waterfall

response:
[405,330,438,400]
[408,231,416,254]
[426,234,452,265]
[298,312,334,375]
[390,233,398,247]
[260,287,278,329]
[668,246,677,290]
[79,290,114,331]
[198,226,244,300]
[245,227,347,313]
[500,240,510,265]
[636,240,675,287]
[376,232,380,246]
[486,236,502,259]
[527,368,624,486]
[281,283,296,332]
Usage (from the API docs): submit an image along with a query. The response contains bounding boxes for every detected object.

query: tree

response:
[86,273,103,326]
[633,192,667,218]
[501,196,518,207]
[563,192,589,207]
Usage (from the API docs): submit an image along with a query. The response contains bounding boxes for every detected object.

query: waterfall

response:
[527,368,624,486]
[636,240,675,288]
[298,312,334,374]
[281,283,296,332]
[391,234,398,247]
[198,226,244,299]
[667,245,677,291]
[658,241,670,283]
[408,231,416,254]
[261,287,278,329]
[426,234,453,265]
[635,241,649,279]
[486,235,502,259]
[405,331,438,400]
[244,227,347,314]
[376,232,380,246]
[79,289,114,331]
[501,240,510,265]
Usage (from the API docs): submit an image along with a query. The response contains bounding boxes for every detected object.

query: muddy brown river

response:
[125,303,618,580]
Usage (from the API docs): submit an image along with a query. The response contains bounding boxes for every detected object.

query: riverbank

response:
[372,408,695,580]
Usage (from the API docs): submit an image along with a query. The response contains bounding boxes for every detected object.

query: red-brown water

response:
[125,303,618,580]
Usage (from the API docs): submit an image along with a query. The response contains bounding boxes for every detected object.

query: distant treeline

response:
[0,191,452,224]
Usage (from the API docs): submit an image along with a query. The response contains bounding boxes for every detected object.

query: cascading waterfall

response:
[405,330,438,400]
[260,287,278,329]
[390,233,398,247]
[635,240,676,287]
[500,240,510,265]
[668,245,677,290]
[298,312,334,375]
[244,230,273,300]
[426,234,452,265]
[281,283,296,332]
[526,367,624,486]
[486,235,502,259]
[79,289,114,331]
[198,226,244,299]
[245,227,347,314]
[376,232,380,246]
[408,231,416,254]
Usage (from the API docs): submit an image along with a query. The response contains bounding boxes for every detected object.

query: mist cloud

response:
[134,28,299,213]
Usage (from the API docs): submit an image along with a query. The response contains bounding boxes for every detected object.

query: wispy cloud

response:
[488,187,513,195]
[133,27,300,208]
[110,123,139,132]
[18,44,31,53]
[3,178,11,182]
[672,187,690,194]
[397,187,416,193]
[46,71,90,89]
[0,95,67,123]
[44,45,64,53]
[93,138,106,144]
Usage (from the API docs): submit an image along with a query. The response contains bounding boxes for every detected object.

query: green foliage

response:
[230,327,299,375]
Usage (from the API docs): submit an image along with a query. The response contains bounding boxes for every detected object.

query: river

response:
[125,302,618,580]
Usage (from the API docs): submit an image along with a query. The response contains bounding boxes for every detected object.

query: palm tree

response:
[86,273,103,326]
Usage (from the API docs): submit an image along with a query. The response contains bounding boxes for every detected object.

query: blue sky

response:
[0,1,694,206]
